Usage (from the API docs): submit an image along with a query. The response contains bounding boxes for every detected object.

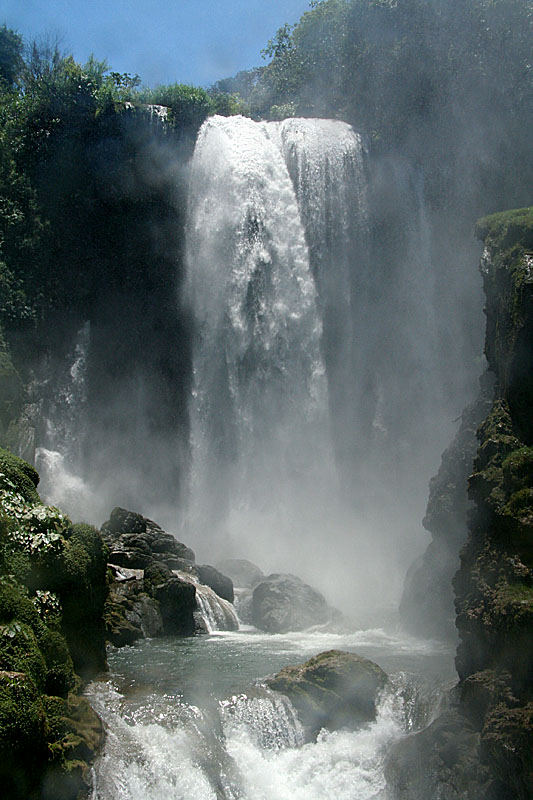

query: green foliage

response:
[248,0,533,211]
[0,621,46,688]
[476,207,533,252]
[0,670,46,755]
[209,90,248,117]
[502,447,533,494]
[0,26,24,90]
[139,82,213,131]
[0,446,39,503]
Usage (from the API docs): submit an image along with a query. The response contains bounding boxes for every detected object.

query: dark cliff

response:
[389,207,533,800]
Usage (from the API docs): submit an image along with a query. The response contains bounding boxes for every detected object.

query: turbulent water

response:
[88,626,454,800]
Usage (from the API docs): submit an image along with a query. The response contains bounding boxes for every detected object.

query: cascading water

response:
[88,629,453,800]
[34,322,97,517]
[185,115,373,592]
[176,570,240,632]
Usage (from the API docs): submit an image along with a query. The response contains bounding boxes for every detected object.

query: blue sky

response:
[2,0,312,87]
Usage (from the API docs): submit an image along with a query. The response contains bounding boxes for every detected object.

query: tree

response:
[0,26,23,90]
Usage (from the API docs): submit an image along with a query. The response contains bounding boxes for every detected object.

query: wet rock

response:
[104,579,161,647]
[266,649,388,739]
[385,708,496,800]
[251,573,330,633]
[152,577,197,636]
[195,565,234,603]
[216,558,264,588]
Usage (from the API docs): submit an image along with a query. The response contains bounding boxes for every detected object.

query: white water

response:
[34,322,97,518]
[89,627,452,800]
[176,569,240,632]
[185,115,378,598]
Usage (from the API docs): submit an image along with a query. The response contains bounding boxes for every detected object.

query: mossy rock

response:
[266,649,388,739]
[0,669,46,753]
[0,576,45,634]
[476,207,533,252]
[0,446,39,503]
[502,447,533,494]
[104,591,144,647]
[40,629,76,697]
[26,522,109,678]
[0,621,47,689]
[482,701,533,800]
[143,559,173,595]
[42,693,104,800]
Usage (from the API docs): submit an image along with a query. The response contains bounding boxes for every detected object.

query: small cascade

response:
[220,689,305,750]
[176,570,240,632]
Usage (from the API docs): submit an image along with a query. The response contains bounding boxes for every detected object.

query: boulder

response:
[216,558,264,588]
[385,708,494,800]
[266,650,388,739]
[153,577,197,636]
[251,573,330,633]
[101,507,195,570]
[195,565,234,602]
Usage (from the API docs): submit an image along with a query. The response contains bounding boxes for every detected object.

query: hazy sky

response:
[2,0,311,87]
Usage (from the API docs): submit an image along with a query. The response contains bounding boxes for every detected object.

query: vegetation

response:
[0,448,107,798]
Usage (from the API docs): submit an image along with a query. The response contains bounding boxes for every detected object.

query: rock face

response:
[390,208,533,800]
[266,650,388,739]
[251,573,330,633]
[385,707,494,800]
[400,377,493,639]
[216,558,263,588]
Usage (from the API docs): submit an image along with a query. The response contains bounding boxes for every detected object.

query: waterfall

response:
[185,115,368,573]
[273,118,370,479]
[34,322,96,517]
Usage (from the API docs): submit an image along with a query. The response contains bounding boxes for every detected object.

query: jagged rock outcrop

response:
[388,208,533,800]
[251,573,332,633]
[266,649,388,740]
[101,507,195,569]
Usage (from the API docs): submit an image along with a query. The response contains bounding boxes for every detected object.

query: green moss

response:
[0,621,47,689]
[495,582,533,607]
[0,446,39,504]
[0,576,44,631]
[502,447,533,493]
[40,629,75,697]
[504,488,533,516]
[0,669,46,755]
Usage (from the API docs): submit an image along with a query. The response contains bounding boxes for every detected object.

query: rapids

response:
[88,626,454,800]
